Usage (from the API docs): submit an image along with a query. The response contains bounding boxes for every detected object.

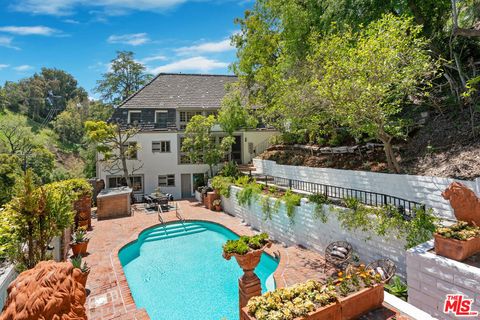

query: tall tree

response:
[95,51,153,105]
[85,121,142,187]
[0,154,21,207]
[181,115,234,177]
[307,15,438,172]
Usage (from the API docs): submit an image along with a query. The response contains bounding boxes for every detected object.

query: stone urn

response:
[223,241,272,316]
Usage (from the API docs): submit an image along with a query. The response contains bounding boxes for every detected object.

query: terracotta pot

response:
[434,233,480,261]
[339,284,384,320]
[206,192,219,210]
[77,270,90,288]
[71,240,89,256]
[223,242,272,271]
[241,302,341,320]
[214,205,222,212]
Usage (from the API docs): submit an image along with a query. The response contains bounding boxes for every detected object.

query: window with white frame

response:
[108,176,143,192]
[152,141,171,153]
[155,110,168,128]
[128,110,142,124]
[158,174,175,187]
[179,111,202,129]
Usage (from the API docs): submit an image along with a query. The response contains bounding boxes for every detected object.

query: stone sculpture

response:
[0,260,87,320]
[442,182,480,226]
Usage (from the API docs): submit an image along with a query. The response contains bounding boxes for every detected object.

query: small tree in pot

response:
[70,227,89,256]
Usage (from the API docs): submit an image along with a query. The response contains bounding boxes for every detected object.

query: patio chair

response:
[366,259,396,283]
[325,241,353,272]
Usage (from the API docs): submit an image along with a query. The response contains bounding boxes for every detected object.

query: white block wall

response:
[0,265,17,310]
[406,241,480,319]
[222,186,408,277]
[253,159,478,221]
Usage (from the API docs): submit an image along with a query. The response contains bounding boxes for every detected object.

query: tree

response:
[52,100,88,145]
[0,154,21,207]
[181,115,234,177]
[307,15,438,172]
[95,51,153,105]
[85,121,142,187]
[88,100,114,121]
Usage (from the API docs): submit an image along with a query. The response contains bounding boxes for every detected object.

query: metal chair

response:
[325,241,353,271]
[366,259,396,283]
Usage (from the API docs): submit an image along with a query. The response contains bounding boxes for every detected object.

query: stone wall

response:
[253,159,478,221]
[406,241,480,319]
[0,265,17,310]
[222,186,408,277]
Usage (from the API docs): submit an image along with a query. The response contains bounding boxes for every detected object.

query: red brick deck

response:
[83,200,409,320]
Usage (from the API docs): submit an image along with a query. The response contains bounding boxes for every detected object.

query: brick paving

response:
[83,199,410,320]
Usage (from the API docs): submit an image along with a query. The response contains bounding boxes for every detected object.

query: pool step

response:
[142,226,207,242]
[144,223,200,238]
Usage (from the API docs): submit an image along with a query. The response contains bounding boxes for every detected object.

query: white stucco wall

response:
[0,265,17,310]
[97,130,277,199]
[253,159,478,220]
[222,186,409,277]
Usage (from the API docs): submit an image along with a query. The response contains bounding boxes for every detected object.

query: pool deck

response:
[83,199,410,320]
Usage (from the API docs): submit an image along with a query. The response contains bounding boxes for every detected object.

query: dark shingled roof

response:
[118,73,237,109]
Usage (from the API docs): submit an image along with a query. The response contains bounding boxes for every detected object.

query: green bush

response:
[308,193,330,222]
[281,190,302,222]
[211,176,234,198]
[385,276,408,301]
[223,233,269,255]
[237,181,262,207]
[219,161,241,178]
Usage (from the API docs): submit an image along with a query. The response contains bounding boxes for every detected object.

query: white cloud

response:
[14,65,34,72]
[107,33,150,46]
[175,39,234,55]
[141,54,168,63]
[11,0,188,16]
[0,64,9,70]
[0,36,19,50]
[149,56,229,74]
[0,26,60,36]
[63,19,80,24]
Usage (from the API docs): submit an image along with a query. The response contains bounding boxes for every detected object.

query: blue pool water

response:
[119,221,279,320]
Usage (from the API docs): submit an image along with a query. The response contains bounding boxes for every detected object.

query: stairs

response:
[140,222,207,243]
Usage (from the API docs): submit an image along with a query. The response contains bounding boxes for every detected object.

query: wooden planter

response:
[434,233,480,261]
[241,302,341,320]
[339,284,384,320]
[71,240,89,257]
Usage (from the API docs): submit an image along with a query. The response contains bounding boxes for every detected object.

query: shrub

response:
[211,176,234,198]
[308,193,330,222]
[281,190,302,222]
[219,161,241,178]
[237,181,262,207]
[223,233,269,255]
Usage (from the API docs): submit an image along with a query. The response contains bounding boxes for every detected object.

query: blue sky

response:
[0,0,251,96]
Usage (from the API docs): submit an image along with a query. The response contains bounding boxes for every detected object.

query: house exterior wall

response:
[97,130,277,200]
[253,159,478,220]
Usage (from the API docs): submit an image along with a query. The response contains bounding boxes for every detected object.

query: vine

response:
[236,181,262,207]
[281,190,302,223]
[308,193,330,223]
[260,196,280,221]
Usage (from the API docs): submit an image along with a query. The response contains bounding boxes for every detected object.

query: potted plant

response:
[242,280,340,320]
[71,255,90,288]
[334,265,384,320]
[212,199,222,211]
[434,221,480,261]
[222,233,272,270]
[70,227,89,256]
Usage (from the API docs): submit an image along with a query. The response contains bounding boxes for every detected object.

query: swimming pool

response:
[119,221,279,320]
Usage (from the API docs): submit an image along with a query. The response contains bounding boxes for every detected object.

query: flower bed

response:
[434,221,480,261]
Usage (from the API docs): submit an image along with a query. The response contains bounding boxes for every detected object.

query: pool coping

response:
[110,217,290,318]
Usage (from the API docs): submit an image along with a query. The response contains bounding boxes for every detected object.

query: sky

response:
[0,0,252,97]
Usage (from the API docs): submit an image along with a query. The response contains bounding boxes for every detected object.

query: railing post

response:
[288,179,292,190]
[265,175,268,187]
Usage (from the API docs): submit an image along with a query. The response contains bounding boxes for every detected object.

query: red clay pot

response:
[339,284,384,320]
[223,242,272,271]
[71,240,89,257]
[434,233,480,261]
[77,270,90,288]
[241,302,341,320]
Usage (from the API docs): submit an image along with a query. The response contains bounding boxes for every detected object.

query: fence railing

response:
[260,174,425,217]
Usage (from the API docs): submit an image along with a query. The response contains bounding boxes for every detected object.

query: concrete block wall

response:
[222,186,408,277]
[406,241,480,319]
[0,265,17,310]
[253,159,478,221]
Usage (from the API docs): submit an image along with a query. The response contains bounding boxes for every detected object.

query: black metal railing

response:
[261,175,424,216]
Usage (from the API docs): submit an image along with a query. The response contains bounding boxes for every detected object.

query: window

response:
[205,110,218,117]
[152,141,171,153]
[179,111,202,127]
[158,174,175,187]
[108,176,143,192]
[155,110,168,128]
[123,142,138,159]
[128,110,142,124]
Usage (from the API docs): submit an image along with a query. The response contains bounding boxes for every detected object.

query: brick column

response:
[238,269,261,320]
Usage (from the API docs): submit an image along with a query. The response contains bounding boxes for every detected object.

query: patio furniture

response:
[325,241,353,271]
[366,259,396,283]
[150,193,172,211]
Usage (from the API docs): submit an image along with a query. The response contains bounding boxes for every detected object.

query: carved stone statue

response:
[0,261,87,320]
[442,182,480,226]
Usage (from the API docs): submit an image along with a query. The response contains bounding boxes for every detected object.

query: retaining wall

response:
[253,159,478,220]
[222,186,408,277]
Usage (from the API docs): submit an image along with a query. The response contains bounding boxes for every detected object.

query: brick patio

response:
[83,199,410,320]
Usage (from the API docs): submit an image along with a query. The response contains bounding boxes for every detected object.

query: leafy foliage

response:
[436,221,480,240]
[385,276,408,301]
[236,181,262,207]
[308,193,330,222]
[0,154,21,206]
[281,189,301,222]
[223,232,269,255]
[211,176,235,198]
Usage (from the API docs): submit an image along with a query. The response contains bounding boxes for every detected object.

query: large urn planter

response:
[241,302,341,320]
[339,284,384,320]
[434,233,480,261]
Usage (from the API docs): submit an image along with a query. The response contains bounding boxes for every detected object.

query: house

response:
[96,73,277,200]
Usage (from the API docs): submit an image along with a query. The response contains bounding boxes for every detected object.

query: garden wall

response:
[222,186,408,277]
[253,159,478,220]
[406,241,480,319]
[0,265,17,310]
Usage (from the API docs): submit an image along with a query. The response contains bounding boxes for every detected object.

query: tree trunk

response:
[118,127,132,188]
[209,164,214,178]
[378,132,401,173]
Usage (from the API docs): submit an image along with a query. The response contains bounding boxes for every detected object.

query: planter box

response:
[340,284,384,320]
[206,191,219,210]
[241,302,341,320]
[434,233,480,261]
